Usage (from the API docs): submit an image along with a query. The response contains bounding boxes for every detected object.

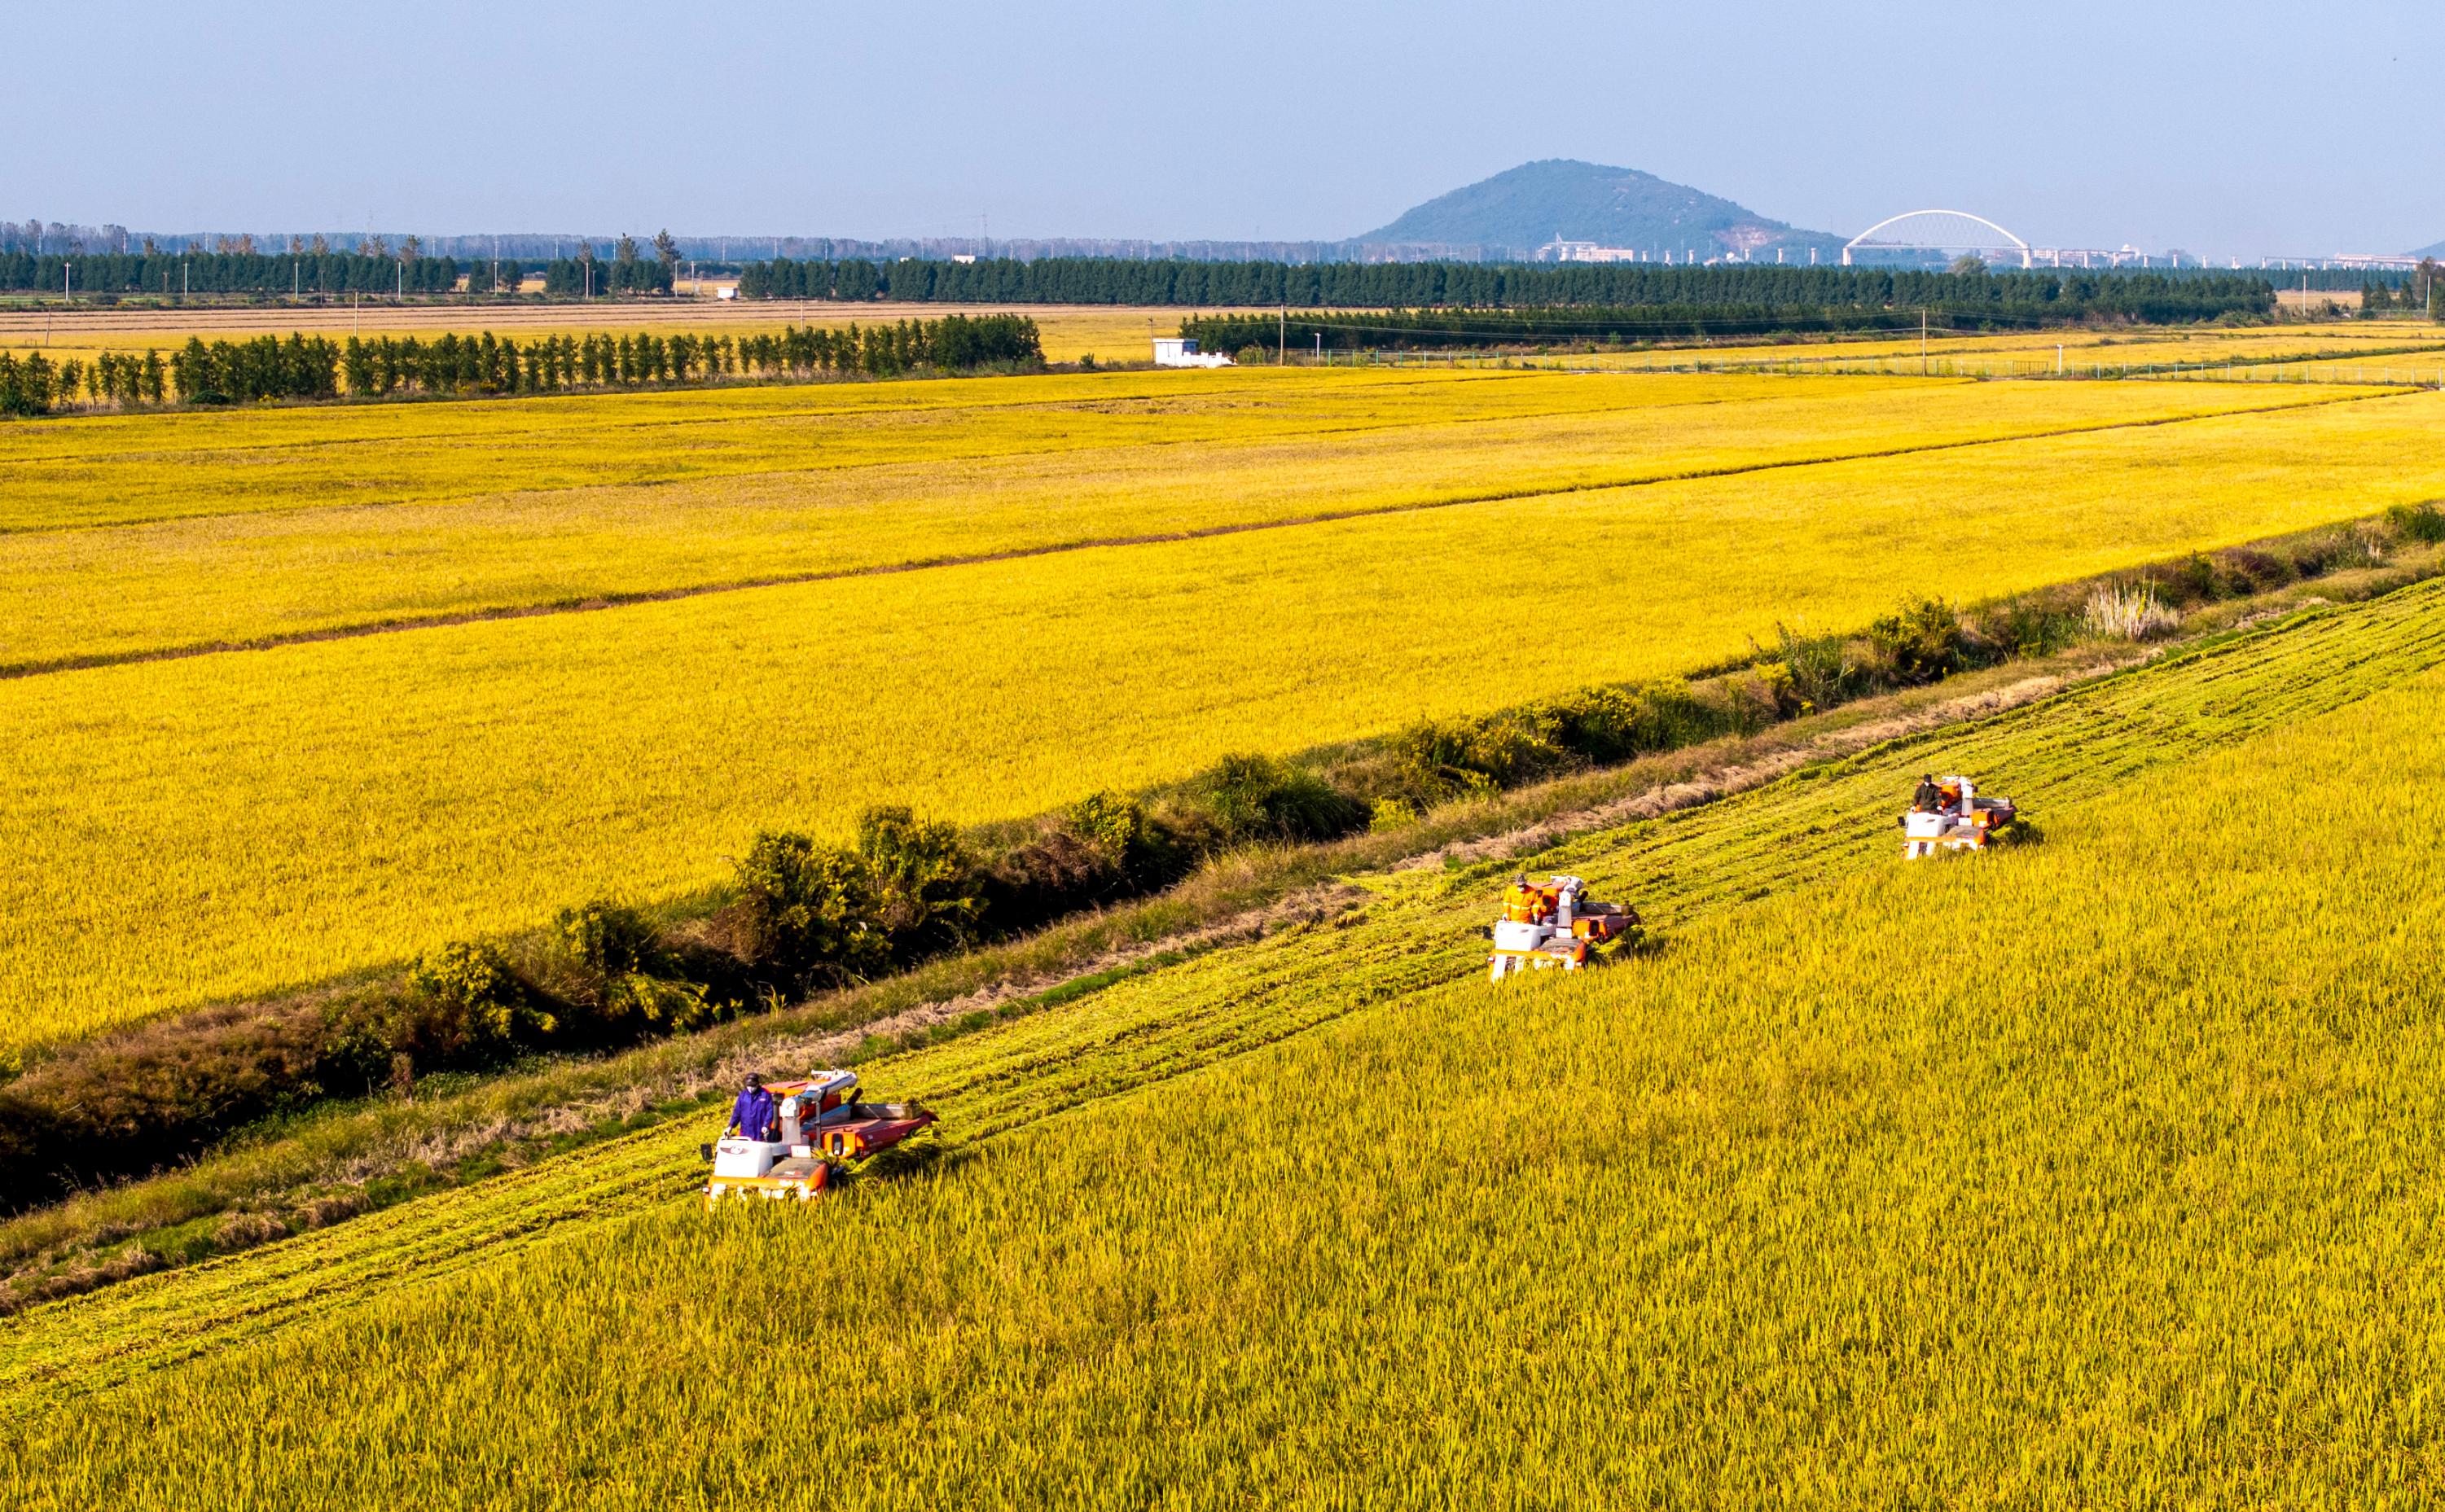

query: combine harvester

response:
[1488,874,1643,982]
[701,1070,936,1205]
[1899,774,2022,858]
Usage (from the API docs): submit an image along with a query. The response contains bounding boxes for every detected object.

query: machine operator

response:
[726,1074,779,1142]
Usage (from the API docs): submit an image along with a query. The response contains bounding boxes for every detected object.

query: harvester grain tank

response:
[701,1069,936,1205]
[1487,874,1641,982]
[1899,774,2021,857]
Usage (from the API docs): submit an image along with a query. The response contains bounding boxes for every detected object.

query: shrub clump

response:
[402,941,555,1056]
[1394,714,1565,805]
[1865,598,1973,685]
[733,832,892,987]
[1198,753,1369,844]
[1547,681,1716,763]
[858,805,984,958]
[2387,501,2445,545]
[733,806,988,987]
[547,900,713,1035]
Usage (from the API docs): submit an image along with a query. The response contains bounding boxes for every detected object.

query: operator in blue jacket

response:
[726,1074,779,1142]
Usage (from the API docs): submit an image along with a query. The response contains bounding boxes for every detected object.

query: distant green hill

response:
[2412,239,2445,260]
[1357,159,1846,261]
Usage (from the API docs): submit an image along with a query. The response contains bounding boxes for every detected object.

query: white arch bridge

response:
[1842,210,2031,269]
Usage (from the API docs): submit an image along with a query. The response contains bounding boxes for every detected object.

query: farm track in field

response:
[0,382,2399,681]
[7,576,2443,1418]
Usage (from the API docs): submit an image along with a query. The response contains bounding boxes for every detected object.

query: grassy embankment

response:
[8,574,2445,1503]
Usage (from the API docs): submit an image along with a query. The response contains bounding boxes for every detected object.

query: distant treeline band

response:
[740,258,2285,314]
[0,315,1042,416]
[1180,281,2277,354]
[0,250,671,297]
[0,252,463,296]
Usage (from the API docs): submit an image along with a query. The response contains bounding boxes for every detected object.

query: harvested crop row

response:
[9,575,2443,1418]
[5,390,2441,1056]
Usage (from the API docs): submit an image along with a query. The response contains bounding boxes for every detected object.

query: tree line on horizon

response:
[737,257,2308,312]
[0,248,462,296]
[0,230,701,298]
[1178,275,2277,354]
[5,243,2404,305]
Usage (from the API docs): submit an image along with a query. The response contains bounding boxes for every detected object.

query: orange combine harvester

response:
[1486,874,1642,982]
[701,1070,936,1205]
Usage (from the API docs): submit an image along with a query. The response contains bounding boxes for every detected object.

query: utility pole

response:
[1920,309,1928,374]
[1279,300,1286,366]
[1315,331,1322,366]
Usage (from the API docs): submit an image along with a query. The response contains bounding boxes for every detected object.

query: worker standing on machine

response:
[726,1074,779,1142]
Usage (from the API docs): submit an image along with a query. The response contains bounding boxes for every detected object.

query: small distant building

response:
[1536,235,1644,264]
[714,286,737,300]
[1153,337,1232,368]
[951,254,977,264]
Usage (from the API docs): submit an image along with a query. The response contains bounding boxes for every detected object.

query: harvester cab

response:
[1488,874,1641,982]
[1900,774,2020,858]
[701,1069,937,1206]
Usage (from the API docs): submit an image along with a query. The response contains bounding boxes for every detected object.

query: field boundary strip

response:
[6,576,2444,1415]
[0,383,2402,681]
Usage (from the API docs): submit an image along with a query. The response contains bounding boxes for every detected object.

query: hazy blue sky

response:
[17,0,2444,256]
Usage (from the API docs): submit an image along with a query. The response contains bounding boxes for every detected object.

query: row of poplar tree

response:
[740,257,2307,312]
[0,315,1043,415]
[0,232,693,296]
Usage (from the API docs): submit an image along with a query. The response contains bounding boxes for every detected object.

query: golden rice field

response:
[10,582,2444,1503]
[1601,318,2445,370]
[0,369,2380,667]
[0,300,1208,364]
[4,363,1795,532]
[4,366,2445,1060]
[3,365,2439,1058]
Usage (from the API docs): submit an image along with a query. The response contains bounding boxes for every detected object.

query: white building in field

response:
[1152,337,1232,368]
